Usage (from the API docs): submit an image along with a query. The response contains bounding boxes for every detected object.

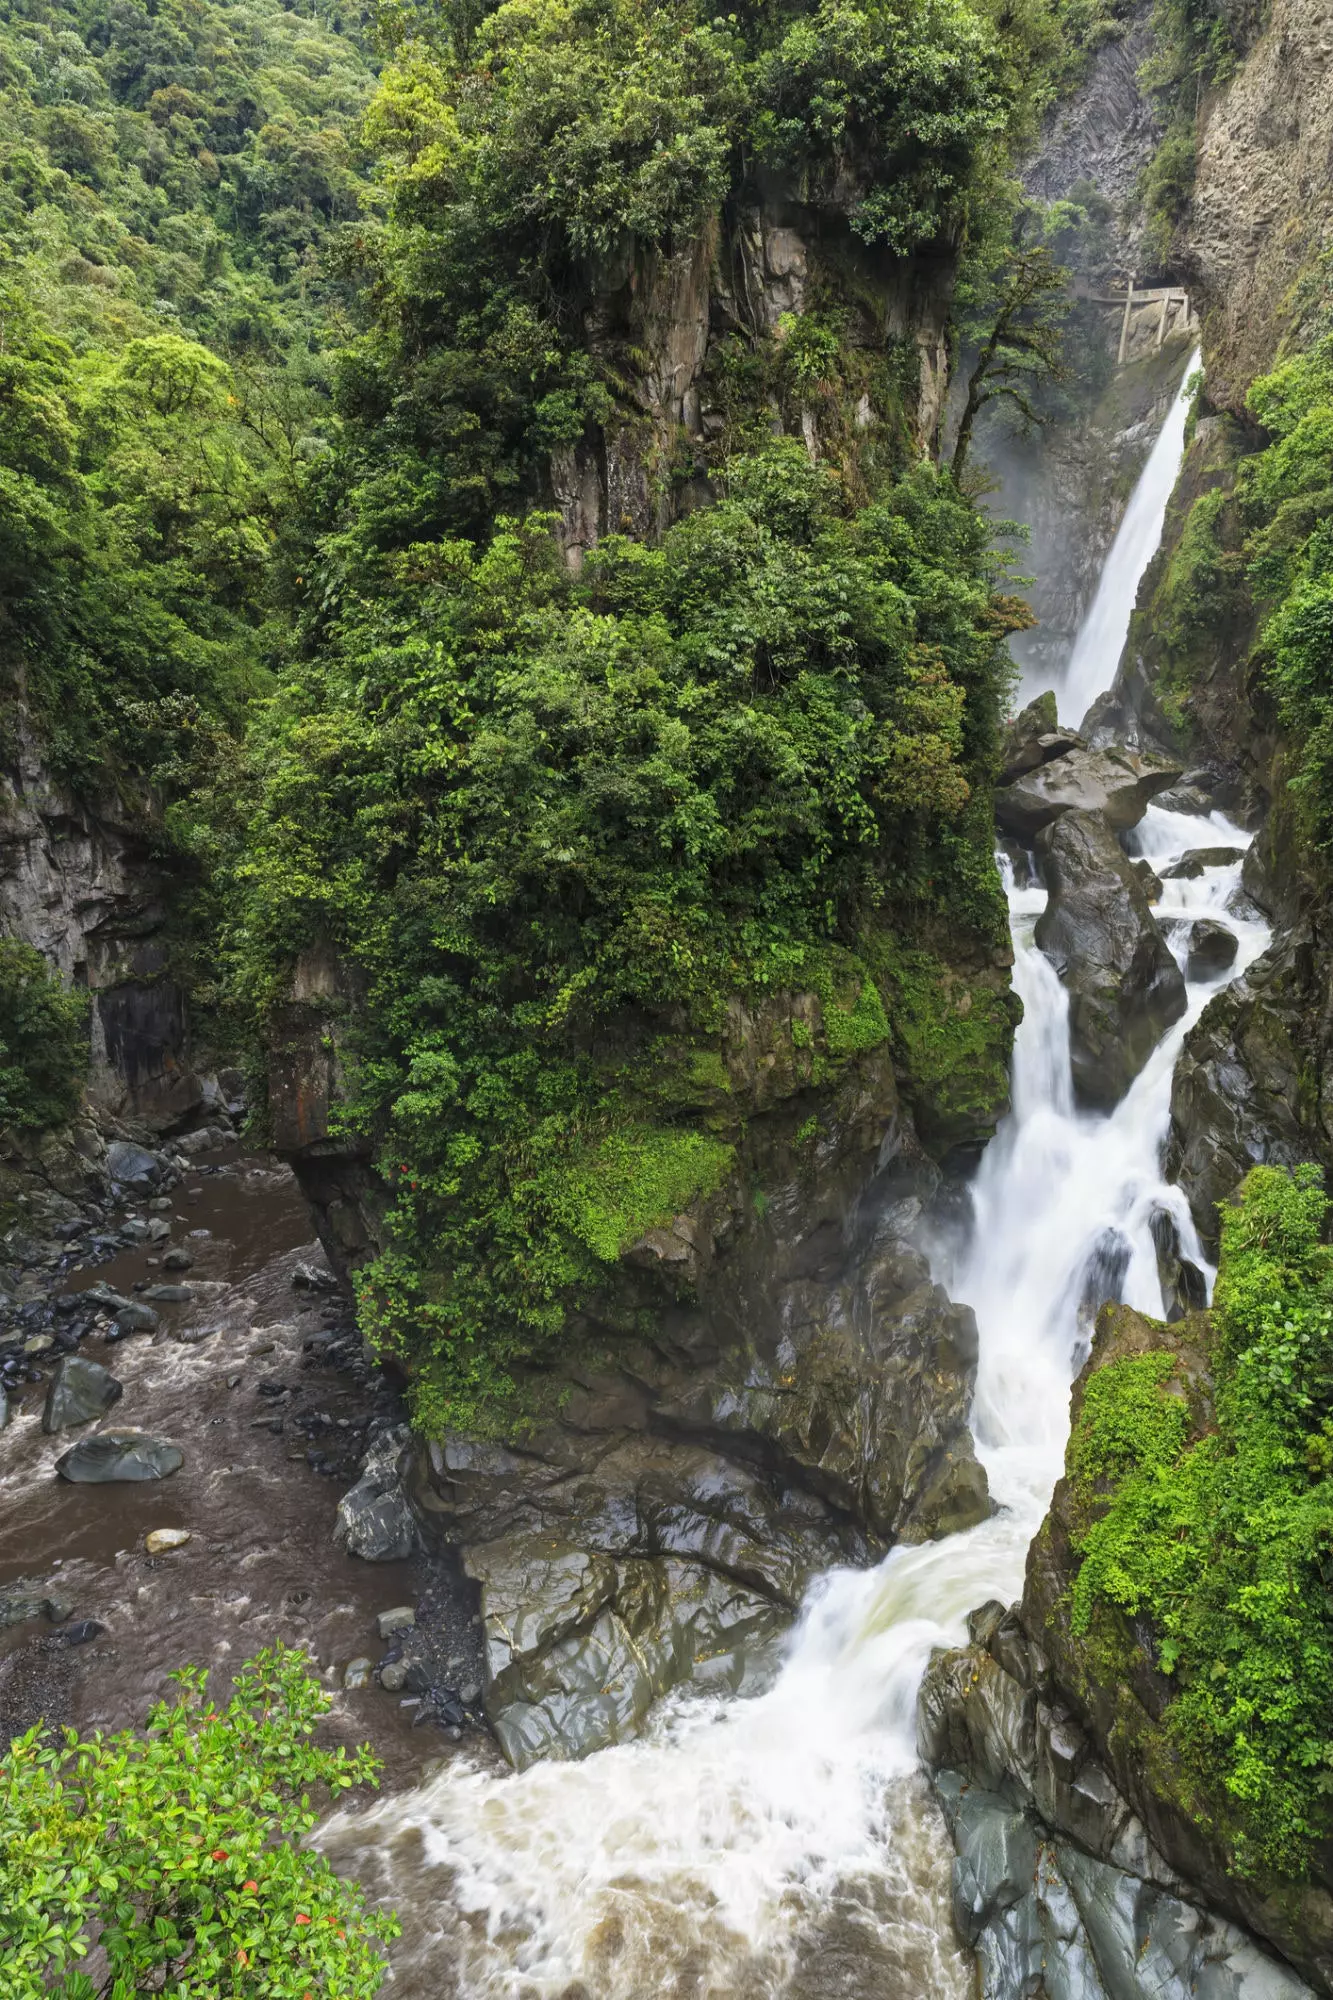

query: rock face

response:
[0,715,205,1131]
[56,1431,183,1481]
[997,695,1083,788]
[919,1611,1314,2000]
[918,1303,1330,1997]
[1165,931,1314,1252]
[995,745,1182,841]
[411,1198,991,1767]
[1035,811,1188,1106]
[42,1356,122,1432]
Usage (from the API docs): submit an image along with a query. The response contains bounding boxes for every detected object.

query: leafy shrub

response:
[0,1643,398,1995]
[1068,1165,1333,1878]
[0,938,87,1132]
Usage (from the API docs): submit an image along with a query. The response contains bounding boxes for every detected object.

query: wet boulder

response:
[335,1425,419,1560]
[1035,811,1188,1108]
[1182,918,1238,980]
[1158,845,1246,880]
[104,1141,162,1190]
[42,1356,123,1432]
[998,692,1084,788]
[996,745,1183,841]
[112,1303,159,1337]
[56,1431,183,1482]
[1131,858,1163,904]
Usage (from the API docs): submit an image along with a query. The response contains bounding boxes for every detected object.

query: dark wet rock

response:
[996,745,1183,840]
[113,1302,159,1336]
[1035,810,1188,1107]
[142,1284,193,1303]
[1149,1207,1208,1324]
[80,1283,134,1314]
[1152,783,1215,814]
[162,1247,192,1271]
[293,1259,339,1293]
[417,1200,990,1768]
[1131,857,1162,903]
[61,1619,106,1646]
[998,693,1084,787]
[56,1430,183,1482]
[1165,933,1313,1254]
[0,1588,68,1628]
[335,1425,419,1561]
[1158,845,1245,879]
[42,1355,123,1432]
[105,1141,162,1190]
[1182,917,1238,979]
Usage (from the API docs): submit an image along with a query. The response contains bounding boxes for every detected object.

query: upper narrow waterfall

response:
[1029,350,1200,730]
[317,361,1267,1999]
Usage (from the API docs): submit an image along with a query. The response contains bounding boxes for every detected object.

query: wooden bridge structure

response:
[1077,281,1195,364]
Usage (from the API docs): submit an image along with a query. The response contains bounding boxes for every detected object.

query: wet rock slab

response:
[56,1430,183,1482]
[1035,809,1187,1106]
[42,1355,123,1432]
[996,744,1182,840]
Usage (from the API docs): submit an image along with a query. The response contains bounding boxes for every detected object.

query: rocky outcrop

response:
[919,1302,1330,1996]
[1165,926,1318,1252]
[413,1195,991,1766]
[1035,810,1187,1106]
[919,1607,1314,2000]
[995,743,1182,840]
[1190,0,1333,418]
[0,716,205,1132]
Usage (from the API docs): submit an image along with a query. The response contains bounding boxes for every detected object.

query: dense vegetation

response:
[2,1643,397,1994]
[1067,1166,1333,1880]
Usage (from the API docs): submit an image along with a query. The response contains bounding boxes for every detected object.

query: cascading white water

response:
[1026,349,1200,730]
[318,365,1269,1999]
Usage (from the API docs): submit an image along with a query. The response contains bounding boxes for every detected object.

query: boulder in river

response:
[56,1431,183,1482]
[1035,810,1188,1108]
[996,745,1183,840]
[112,1303,159,1336]
[105,1141,162,1190]
[335,1427,419,1560]
[1158,845,1245,880]
[1182,917,1238,980]
[42,1356,123,1432]
[998,692,1084,787]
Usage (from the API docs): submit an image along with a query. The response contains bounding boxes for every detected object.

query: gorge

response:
[3,0,1333,1992]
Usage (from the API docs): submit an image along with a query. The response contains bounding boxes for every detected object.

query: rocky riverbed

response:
[0,1134,491,1790]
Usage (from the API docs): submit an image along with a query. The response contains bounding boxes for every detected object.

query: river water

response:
[316,368,1271,1995]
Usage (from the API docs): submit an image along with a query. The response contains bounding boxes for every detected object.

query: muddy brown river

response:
[0,1146,489,1793]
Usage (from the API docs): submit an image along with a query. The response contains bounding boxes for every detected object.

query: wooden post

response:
[1155,291,1171,350]
[1118,279,1135,366]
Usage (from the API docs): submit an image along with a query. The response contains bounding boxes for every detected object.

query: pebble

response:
[343,1657,373,1690]
[377,1604,416,1639]
[23,1334,54,1355]
[145,1529,192,1555]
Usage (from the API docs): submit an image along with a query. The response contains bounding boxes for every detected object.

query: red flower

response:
[243,1880,259,1893]
[294,1913,311,1926]
[211,1849,228,1862]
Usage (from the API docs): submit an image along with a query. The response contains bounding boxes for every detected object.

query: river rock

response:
[42,1356,123,1432]
[1131,858,1162,903]
[343,1656,373,1689]
[1035,810,1188,1107]
[145,1528,191,1553]
[995,745,1183,840]
[105,1141,161,1190]
[335,1426,419,1560]
[113,1303,159,1336]
[1182,917,1238,979]
[56,1430,184,1482]
[377,1604,416,1638]
[162,1247,192,1271]
[1159,845,1245,879]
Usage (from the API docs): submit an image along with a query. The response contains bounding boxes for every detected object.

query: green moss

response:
[545,1126,735,1263]
[824,975,890,1058]
[871,941,1016,1152]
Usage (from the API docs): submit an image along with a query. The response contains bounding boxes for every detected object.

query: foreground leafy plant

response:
[0,1643,398,1996]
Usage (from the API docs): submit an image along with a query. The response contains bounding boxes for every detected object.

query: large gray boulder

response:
[334,1426,419,1561]
[999,692,1084,787]
[996,745,1183,840]
[56,1431,183,1481]
[1035,811,1188,1107]
[42,1356,123,1432]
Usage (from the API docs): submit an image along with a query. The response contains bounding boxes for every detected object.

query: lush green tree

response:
[0,1643,397,1997]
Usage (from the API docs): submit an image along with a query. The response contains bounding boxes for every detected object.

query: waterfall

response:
[317,360,1269,2000]
[1031,349,1200,731]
